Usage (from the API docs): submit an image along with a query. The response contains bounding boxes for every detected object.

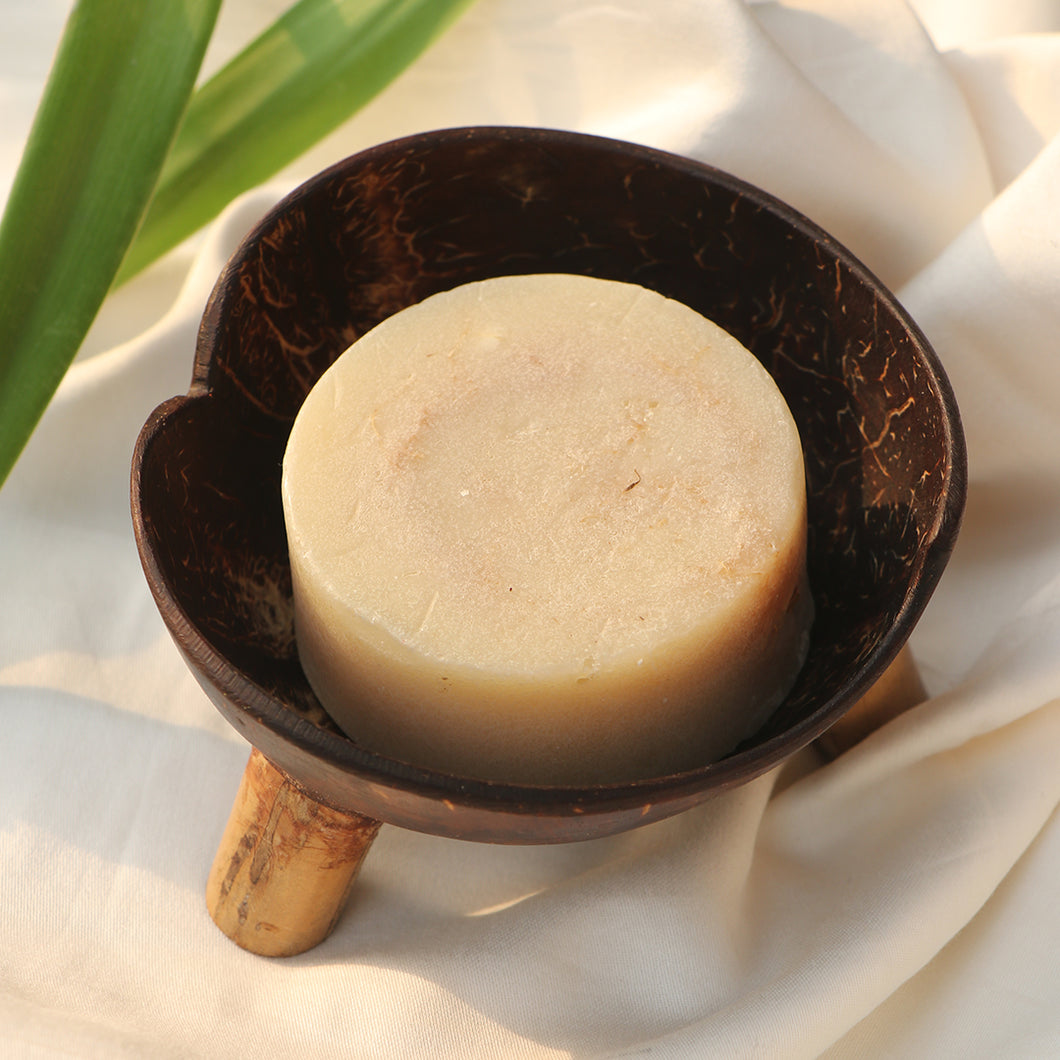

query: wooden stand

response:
[206,647,924,956]
[205,747,381,957]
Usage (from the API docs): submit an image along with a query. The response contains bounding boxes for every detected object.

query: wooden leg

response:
[814,644,927,760]
[206,747,381,957]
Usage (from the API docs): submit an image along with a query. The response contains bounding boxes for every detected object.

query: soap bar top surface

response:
[282,273,810,783]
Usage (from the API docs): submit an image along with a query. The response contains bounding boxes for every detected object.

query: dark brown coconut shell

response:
[132,126,965,843]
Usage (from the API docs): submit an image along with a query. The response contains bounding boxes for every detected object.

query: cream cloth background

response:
[2,0,1060,1056]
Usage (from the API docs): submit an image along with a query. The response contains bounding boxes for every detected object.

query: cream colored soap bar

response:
[282,274,812,785]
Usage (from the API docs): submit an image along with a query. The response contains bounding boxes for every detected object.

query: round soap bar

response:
[282,274,812,786]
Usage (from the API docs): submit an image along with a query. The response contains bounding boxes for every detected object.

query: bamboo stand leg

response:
[206,747,381,957]
[814,644,927,760]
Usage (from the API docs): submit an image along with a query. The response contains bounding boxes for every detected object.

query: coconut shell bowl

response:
[131,126,965,957]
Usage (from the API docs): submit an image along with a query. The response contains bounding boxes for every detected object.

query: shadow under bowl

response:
[131,126,965,844]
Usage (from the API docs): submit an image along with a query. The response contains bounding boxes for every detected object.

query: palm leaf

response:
[0,0,221,486]
[115,0,476,284]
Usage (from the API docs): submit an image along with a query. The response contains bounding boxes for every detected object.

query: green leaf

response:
[0,0,221,488]
[115,0,478,285]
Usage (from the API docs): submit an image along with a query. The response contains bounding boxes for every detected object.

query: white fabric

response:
[2,1,1059,1055]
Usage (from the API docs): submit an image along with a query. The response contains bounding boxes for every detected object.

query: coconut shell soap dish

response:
[131,127,965,957]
